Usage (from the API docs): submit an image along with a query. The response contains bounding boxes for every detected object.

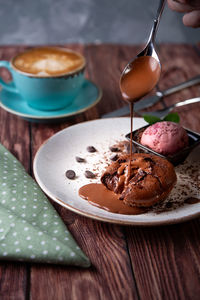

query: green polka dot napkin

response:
[0,143,90,267]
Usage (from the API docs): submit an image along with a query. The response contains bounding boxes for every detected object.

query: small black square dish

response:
[125,125,200,166]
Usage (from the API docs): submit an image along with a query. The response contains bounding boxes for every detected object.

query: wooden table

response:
[0,44,200,300]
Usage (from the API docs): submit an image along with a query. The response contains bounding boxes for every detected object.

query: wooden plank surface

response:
[0,44,199,300]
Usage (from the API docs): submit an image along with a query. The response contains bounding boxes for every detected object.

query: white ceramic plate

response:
[33,118,200,225]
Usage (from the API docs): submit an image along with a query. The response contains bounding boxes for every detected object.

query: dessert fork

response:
[139,97,200,118]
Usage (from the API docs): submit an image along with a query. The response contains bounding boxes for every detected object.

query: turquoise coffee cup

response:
[0,47,85,111]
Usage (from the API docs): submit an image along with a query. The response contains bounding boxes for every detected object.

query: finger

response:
[167,0,196,12]
[174,0,200,8]
[183,10,200,27]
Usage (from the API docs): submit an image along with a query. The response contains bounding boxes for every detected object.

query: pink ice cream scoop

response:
[140,121,189,155]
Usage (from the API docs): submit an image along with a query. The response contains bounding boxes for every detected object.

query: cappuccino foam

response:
[13,47,85,76]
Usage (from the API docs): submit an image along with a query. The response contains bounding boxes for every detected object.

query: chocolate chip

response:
[143,157,154,163]
[110,154,119,161]
[109,146,119,152]
[75,156,85,163]
[85,170,96,178]
[87,146,97,153]
[166,202,173,208]
[65,170,76,179]
[118,158,127,164]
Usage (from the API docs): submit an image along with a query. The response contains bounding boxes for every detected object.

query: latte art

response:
[13,47,85,77]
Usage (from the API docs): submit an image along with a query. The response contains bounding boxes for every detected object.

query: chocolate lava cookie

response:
[101,153,177,207]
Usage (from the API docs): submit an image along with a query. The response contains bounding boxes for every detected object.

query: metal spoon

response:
[135,0,166,61]
[120,0,166,92]
[139,97,200,118]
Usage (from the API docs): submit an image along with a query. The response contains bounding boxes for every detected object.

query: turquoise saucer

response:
[0,79,102,123]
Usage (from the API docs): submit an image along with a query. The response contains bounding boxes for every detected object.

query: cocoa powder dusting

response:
[73,139,199,214]
[151,158,200,213]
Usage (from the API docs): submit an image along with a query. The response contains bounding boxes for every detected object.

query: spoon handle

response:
[155,0,166,22]
[148,0,166,44]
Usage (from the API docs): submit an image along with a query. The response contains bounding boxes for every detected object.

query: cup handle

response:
[0,61,18,93]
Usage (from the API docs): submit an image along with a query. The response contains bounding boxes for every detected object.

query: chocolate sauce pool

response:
[79,184,147,215]
[79,56,161,215]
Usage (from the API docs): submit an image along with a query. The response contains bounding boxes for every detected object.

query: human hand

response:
[167,0,200,27]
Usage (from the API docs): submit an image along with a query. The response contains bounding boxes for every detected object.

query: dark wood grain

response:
[125,219,200,300]
[159,44,200,131]
[0,44,199,300]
